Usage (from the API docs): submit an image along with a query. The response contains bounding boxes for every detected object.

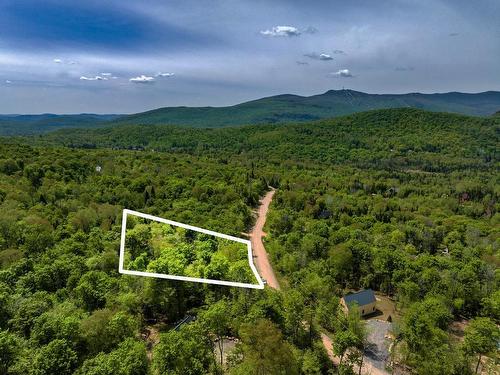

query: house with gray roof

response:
[341,289,377,316]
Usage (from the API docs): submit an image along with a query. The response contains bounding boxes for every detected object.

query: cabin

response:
[341,289,376,317]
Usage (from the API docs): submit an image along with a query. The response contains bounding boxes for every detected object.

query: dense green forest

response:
[35,108,499,173]
[124,219,257,285]
[0,108,498,374]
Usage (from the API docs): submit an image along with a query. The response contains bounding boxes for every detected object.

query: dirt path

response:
[249,188,280,290]
[321,333,338,363]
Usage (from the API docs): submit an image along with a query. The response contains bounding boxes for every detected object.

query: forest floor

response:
[141,325,161,361]
[214,337,239,366]
[252,189,390,375]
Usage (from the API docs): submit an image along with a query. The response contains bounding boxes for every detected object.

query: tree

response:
[0,330,20,374]
[283,289,306,345]
[481,290,500,322]
[231,319,299,375]
[332,329,358,369]
[316,297,341,332]
[345,306,367,375]
[463,317,500,374]
[401,297,459,374]
[24,163,44,188]
[31,307,82,346]
[8,291,53,337]
[81,309,137,354]
[126,223,151,259]
[152,323,213,375]
[301,349,322,374]
[75,338,148,375]
[74,271,115,311]
[32,339,78,375]
[199,299,231,371]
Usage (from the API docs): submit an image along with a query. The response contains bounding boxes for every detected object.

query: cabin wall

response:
[359,302,376,316]
[340,298,348,314]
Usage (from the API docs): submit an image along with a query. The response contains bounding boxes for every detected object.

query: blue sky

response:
[0,0,499,113]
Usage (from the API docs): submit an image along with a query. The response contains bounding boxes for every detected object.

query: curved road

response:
[249,188,280,290]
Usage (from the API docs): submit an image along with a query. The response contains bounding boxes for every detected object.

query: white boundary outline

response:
[119,209,264,289]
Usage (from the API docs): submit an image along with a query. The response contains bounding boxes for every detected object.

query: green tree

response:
[463,317,500,374]
[332,329,358,370]
[32,339,78,375]
[301,349,322,375]
[152,323,213,375]
[402,297,457,374]
[199,299,231,370]
[74,271,115,311]
[81,309,137,354]
[75,338,147,375]
[231,319,298,375]
[0,330,21,373]
[283,289,306,345]
[481,290,500,322]
[9,291,53,337]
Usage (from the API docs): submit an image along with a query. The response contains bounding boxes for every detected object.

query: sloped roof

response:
[343,289,376,307]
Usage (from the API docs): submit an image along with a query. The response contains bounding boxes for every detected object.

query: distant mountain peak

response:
[323,89,366,95]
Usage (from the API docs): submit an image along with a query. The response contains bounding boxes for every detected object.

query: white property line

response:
[119,209,264,289]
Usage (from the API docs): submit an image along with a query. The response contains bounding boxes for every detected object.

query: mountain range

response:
[1,89,499,135]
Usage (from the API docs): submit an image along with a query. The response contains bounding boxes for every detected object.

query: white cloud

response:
[5,80,12,84]
[100,72,112,76]
[130,75,155,83]
[304,53,333,61]
[54,58,79,65]
[331,69,353,77]
[260,26,301,37]
[80,75,108,81]
[156,72,175,77]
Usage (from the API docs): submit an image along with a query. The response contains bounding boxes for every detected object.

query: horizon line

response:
[1,88,499,116]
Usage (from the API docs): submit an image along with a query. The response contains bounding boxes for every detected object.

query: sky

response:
[0,0,499,114]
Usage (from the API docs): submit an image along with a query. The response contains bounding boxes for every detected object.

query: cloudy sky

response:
[0,0,499,114]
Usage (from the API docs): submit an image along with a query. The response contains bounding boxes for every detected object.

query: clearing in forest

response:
[119,209,264,289]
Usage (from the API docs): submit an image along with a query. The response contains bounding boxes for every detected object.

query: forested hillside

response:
[40,108,499,172]
[0,108,498,374]
[2,90,500,135]
[111,89,500,128]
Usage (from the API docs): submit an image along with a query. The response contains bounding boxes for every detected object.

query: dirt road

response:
[249,188,280,290]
